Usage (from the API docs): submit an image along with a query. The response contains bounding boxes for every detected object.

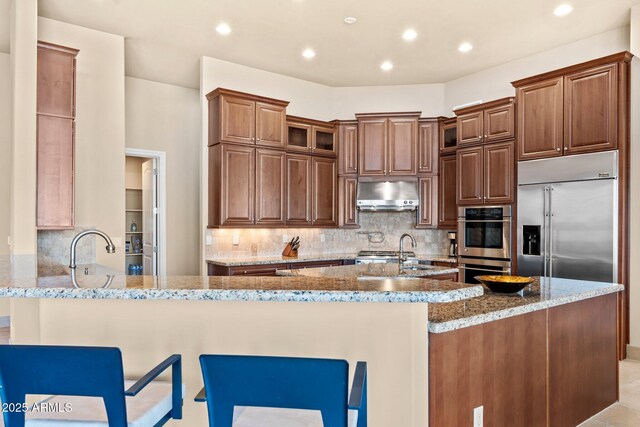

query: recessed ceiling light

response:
[553,4,573,16]
[458,42,473,53]
[302,48,316,59]
[344,17,357,25]
[402,29,417,41]
[380,61,393,71]
[216,23,231,35]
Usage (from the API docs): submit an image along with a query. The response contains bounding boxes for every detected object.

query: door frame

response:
[126,148,167,277]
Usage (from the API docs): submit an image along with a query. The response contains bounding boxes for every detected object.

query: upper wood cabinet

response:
[457,142,514,205]
[512,52,631,161]
[286,116,336,156]
[255,149,286,226]
[438,155,457,229]
[455,98,515,147]
[417,176,438,228]
[312,157,337,226]
[356,112,420,177]
[338,176,358,228]
[286,154,313,226]
[337,121,358,175]
[36,41,79,230]
[439,118,458,154]
[418,119,439,174]
[207,88,289,148]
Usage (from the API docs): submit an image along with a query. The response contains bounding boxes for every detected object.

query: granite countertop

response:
[428,277,624,333]
[0,274,482,304]
[276,263,459,278]
[206,253,457,266]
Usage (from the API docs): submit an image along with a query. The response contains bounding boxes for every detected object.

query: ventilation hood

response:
[356,180,420,211]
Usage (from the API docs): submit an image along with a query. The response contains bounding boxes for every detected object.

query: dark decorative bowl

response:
[475,275,534,294]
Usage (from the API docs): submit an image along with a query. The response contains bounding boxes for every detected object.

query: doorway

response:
[125,149,167,276]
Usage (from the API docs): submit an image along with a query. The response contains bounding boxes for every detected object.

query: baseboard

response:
[0,316,9,328]
[626,344,640,361]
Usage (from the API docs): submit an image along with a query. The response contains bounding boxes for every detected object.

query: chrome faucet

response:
[69,230,116,269]
[399,233,417,267]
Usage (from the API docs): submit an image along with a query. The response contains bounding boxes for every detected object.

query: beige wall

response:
[125,156,144,189]
[0,53,10,256]
[125,77,201,275]
[38,17,125,271]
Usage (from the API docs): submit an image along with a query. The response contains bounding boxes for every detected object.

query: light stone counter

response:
[428,277,623,333]
[276,263,459,278]
[205,253,458,266]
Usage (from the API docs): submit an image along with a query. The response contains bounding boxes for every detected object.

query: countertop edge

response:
[428,284,623,334]
[0,285,483,304]
[206,255,458,266]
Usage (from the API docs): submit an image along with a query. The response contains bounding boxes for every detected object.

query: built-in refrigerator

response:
[517,151,618,283]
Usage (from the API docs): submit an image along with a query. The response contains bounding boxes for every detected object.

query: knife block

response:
[282,243,298,258]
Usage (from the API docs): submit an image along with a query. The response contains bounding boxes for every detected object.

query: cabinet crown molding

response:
[287,115,335,128]
[206,87,290,106]
[511,51,633,88]
[355,111,421,119]
[37,40,79,56]
[453,97,515,115]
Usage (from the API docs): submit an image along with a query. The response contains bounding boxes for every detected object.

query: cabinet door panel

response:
[37,47,76,117]
[221,145,255,225]
[255,149,286,225]
[484,142,514,204]
[418,121,438,174]
[312,126,336,156]
[256,102,286,148]
[516,77,563,160]
[564,63,618,155]
[358,118,387,176]
[338,124,358,175]
[457,111,483,146]
[220,96,255,145]
[287,122,312,152]
[417,176,438,228]
[339,177,358,228]
[286,155,312,225]
[37,115,74,228]
[313,157,337,226]
[457,147,484,205]
[438,155,457,229]
[388,117,418,175]
[484,103,515,143]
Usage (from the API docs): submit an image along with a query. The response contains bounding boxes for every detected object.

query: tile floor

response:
[0,325,638,426]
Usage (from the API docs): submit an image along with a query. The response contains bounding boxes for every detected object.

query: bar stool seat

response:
[230,406,359,427]
[24,381,185,427]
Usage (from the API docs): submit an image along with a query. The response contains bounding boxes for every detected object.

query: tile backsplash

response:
[205,212,454,259]
[38,227,96,269]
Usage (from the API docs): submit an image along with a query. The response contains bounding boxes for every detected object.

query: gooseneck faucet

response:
[69,230,116,269]
[399,233,417,267]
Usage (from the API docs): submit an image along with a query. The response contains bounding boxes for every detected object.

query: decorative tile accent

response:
[37,227,96,272]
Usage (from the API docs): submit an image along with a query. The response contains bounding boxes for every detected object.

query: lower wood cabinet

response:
[338,176,358,228]
[438,155,457,229]
[429,293,618,427]
[416,176,438,228]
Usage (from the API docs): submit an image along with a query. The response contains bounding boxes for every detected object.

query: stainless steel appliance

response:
[447,232,457,257]
[517,151,618,282]
[458,206,511,259]
[458,258,511,284]
[356,180,419,211]
[355,250,418,264]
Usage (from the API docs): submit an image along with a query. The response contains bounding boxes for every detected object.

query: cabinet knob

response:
[556,147,561,152]
[257,138,261,141]
[484,135,487,139]
[564,147,568,151]
[477,196,482,199]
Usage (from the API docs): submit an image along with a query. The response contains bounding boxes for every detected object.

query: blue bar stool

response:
[0,345,183,427]
[195,355,367,427]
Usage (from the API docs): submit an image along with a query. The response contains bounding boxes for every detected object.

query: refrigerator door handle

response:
[549,186,554,278]
[544,186,549,278]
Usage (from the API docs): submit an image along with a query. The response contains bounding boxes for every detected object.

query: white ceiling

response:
[33,0,637,89]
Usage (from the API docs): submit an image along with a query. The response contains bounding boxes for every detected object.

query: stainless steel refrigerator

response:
[517,151,618,282]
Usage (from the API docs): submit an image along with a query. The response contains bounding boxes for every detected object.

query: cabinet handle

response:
[556,147,560,152]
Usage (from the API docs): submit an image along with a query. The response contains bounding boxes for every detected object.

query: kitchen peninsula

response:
[0,267,622,427]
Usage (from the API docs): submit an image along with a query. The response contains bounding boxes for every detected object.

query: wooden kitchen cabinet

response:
[439,117,458,154]
[338,177,358,228]
[357,112,420,177]
[312,125,336,156]
[287,116,336,156]
[312,157,337,226]
[286,121,311,152]
[455,98,515,147]
[255,149,286,226]
[286,154,313,226]
[457,146,484,205]
[208,144,255,227]
[512,52,631,161]
[337,121,358,175]
[418,119,439,174]
[438,155,457,229]
[416,176,438,228]
[207,88,289,148]
[457,142,514,205]
[36,41,79,230]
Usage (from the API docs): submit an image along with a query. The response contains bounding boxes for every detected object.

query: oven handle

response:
[458,266,511,273]
[457,219,511,223]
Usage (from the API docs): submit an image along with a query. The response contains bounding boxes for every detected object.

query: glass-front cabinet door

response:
[312,125,336,156]
[286,122,311,152]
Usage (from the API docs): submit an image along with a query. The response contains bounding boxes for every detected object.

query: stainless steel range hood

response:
[356,180,419,211]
